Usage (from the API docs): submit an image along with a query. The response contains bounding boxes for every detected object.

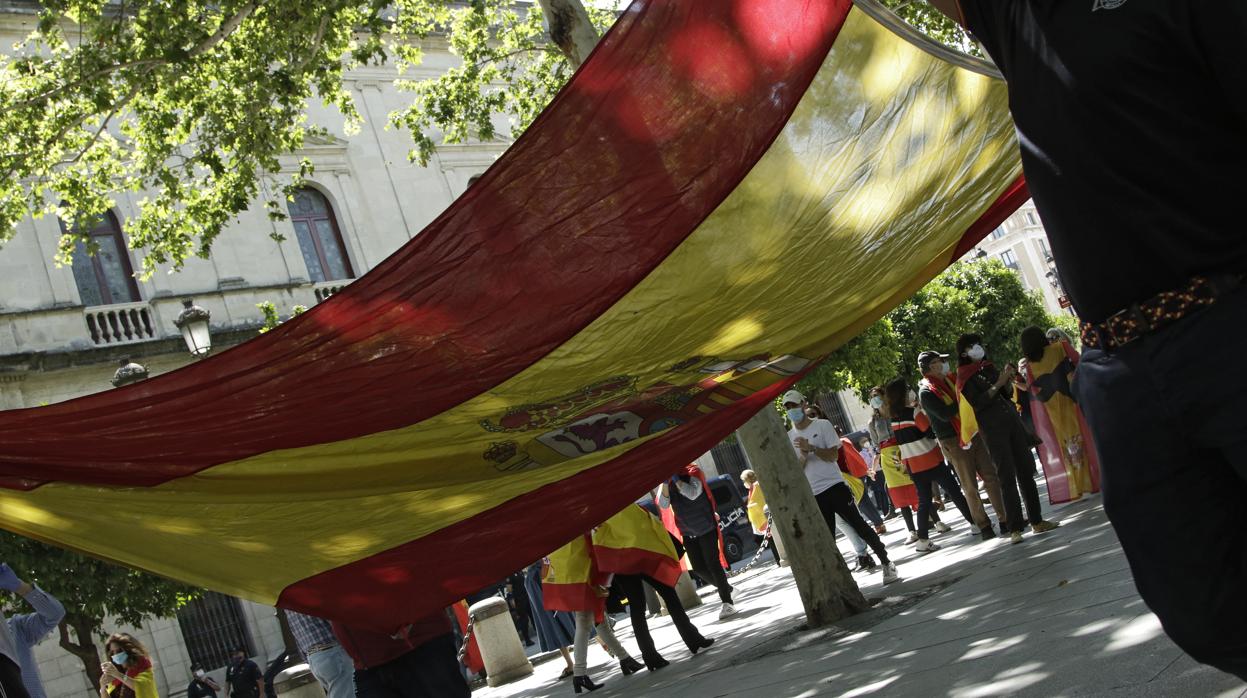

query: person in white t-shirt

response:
[782,390,899,585]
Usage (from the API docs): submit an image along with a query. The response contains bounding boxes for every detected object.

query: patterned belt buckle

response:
[1103,302,1152,349]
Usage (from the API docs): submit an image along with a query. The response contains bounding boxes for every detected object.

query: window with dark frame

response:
[287,188,354,283]
[177,592,255,671]
[991,226,1007,240]
[63,211,140,307]
[1000,249,1020,270]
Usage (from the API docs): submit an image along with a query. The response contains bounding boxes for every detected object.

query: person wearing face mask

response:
[918,350,1008,540]
[803,405,875,571]
[186,667,220,698]
[955,333,1060,545]
[657,464,736,618]
[783,390,899,584]
[224,648,263,698]
[99,633,158,698]
[806,404,886,537]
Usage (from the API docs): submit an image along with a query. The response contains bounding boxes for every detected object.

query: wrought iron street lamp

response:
[111,357,149,388]
[175,298,212,357]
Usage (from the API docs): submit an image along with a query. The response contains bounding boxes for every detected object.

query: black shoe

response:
[573,675,603,693]
[856,554,877,572]
[643,653,669,671]
[980,526,996,541]
[690,637,716,655]
[619,657,644,676]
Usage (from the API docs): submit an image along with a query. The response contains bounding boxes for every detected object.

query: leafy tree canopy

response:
[0,0,605,277]
[800,260,1072,401]
[0,0,975,277]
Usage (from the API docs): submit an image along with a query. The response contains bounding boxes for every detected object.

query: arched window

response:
[287,188,354,283]
[64,211,140,306]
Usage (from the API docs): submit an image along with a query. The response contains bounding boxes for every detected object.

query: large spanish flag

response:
[0,0,1023,631]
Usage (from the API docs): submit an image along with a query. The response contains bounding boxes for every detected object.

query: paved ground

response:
[478,488,1246,697]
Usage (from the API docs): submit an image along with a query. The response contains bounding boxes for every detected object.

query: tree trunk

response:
[735,406,869,627]
[59,614,103,692]
[536,0,600,68]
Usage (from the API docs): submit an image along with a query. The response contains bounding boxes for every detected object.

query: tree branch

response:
[474,46,560,69]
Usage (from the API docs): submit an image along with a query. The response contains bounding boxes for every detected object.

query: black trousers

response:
[683,532,733,604]
[979,414,1044,532]
[910,464,974,540]
[814,483,889,564]
[353,634,470,698]
[868,472,892,515]
[613,574,705,658]
[1075,287,1247,680]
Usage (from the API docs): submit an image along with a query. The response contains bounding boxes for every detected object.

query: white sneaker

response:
[916,539,941,553]
[718,603,737,620]
[906,531,918,544]
[1010,531,1024,545]
[934,521,952,534]
[881,563,899,585]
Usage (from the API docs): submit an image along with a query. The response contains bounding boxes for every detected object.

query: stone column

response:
[273,664,325,698]
[671,570,703,611]
[468,597,534,687]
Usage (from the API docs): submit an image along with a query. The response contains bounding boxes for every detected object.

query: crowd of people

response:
[770,326,1100,587]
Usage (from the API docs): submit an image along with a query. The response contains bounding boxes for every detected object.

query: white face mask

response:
[930,361,947,377]
[906,389,917,404]
[967,344,986,361]
[869,396,883,410]
[195,671,206,679]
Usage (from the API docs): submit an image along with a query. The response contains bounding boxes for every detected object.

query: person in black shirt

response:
[186,668,219,698]
[954,334,1059,546]
[929,0,1247,679]
[224,649,263,698]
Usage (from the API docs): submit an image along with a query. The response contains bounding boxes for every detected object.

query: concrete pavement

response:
[477,491,1246,697]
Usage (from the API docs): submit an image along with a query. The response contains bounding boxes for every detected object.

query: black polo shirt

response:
[959,1,1247,323]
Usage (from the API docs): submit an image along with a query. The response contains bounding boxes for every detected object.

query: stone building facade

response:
[969,199,1072,318]
[0,10,508,697]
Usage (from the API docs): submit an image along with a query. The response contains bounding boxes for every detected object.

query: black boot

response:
[643,653,669,671]
[572,675,603,694]
[619,657,643,676]
[690,637,716,655]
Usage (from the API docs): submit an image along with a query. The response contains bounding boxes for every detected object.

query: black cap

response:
[917,350,949,372]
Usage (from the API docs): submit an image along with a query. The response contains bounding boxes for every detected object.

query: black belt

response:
[1081,274,1243,351]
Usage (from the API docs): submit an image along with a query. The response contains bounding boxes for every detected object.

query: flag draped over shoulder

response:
[592,504,681,588]
[1023,341,1101,503]
[0,0,1024,631]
